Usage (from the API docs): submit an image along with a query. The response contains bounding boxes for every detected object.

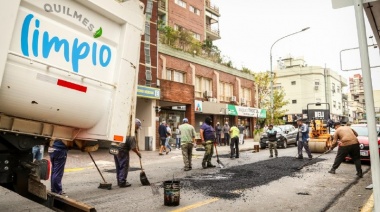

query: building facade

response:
[135,0,159,150]
[275,56,347,123]
[156,0,258,147]
[347,74,380,124]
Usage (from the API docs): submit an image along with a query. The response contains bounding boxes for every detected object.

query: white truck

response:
[0,0,145,201]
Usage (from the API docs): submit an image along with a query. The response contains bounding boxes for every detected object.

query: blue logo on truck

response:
[20,14,111,73]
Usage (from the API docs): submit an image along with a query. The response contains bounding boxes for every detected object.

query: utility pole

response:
[353,0,380,211]
[270,27,310,124]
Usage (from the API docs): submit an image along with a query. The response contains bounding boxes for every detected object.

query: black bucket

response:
[163,180,180,206]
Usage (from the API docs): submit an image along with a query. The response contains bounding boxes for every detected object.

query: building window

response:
[219,82,233,102]
[173,24,184,31]
[314,79,320,86]
[292,100,297,104]
[332,83,335,93]
[338,102,341,109]
[195,76,212,98]
[241,87,252,106]
[333,100,336,108]
[337,86,340,93]
[291,81,296,85]
[175,0,186,8]
[192,32,201,41]
[167,69,185,83]
[189,5,200,15]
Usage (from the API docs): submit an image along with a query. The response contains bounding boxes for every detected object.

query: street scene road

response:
[1,0,379,211]
[25,140,370,212]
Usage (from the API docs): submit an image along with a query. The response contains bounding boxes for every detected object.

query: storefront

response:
[226,105,266,138]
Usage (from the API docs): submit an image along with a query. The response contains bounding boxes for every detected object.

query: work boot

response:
[184,167,191,171]
[296,155,303,159]
[328,169,336,174]
[356,170,363,178]
[119,182,131,188]
[308,155,313,160]
[202,161,207,169]
[269,155,273,158]
[207,163,216,168]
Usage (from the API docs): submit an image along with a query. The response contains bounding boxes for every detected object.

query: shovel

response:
[139,157,150,186]
[88,152,112,190]
[296,149,332,170]
[214,142,225,168]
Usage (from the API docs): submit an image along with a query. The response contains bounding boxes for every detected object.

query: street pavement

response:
[2,139,374,211]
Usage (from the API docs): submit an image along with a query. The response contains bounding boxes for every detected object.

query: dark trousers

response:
[50,149,67,194]
[216,134,221,146]
[332,143,362,173]
[230,136,239,158]
[224,133,230,145]
[114,149,130,184]
[297,141,312,158]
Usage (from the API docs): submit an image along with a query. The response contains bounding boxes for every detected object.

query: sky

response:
[212,0,380,90]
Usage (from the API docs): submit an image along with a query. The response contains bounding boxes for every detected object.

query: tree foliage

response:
[255,71,289,124]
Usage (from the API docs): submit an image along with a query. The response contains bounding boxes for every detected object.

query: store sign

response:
[227,105,266,118]
[195,100,202,112]
[137,85,160,99]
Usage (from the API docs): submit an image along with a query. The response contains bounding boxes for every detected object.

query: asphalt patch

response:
[182,156,325,199]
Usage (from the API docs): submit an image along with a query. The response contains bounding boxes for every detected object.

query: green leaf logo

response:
[93,27,102,38]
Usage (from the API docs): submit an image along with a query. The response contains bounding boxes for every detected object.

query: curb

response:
[361,193,374,212]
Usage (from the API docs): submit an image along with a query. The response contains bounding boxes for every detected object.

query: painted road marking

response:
[361,193,373,212]
[64,167,93,173]
[170,198,219,212]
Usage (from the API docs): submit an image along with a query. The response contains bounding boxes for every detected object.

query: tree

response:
[255,71,289,124]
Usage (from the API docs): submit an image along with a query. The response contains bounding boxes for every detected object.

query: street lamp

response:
[269,27,310,124]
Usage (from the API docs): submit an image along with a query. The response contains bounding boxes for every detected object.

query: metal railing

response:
[206,24,220,36]
[205,0,219,14]
[159,0,166,11]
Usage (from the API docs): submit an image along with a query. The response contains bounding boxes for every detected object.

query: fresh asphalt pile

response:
[182,156,325,199]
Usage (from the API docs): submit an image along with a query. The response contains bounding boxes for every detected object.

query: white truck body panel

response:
[0,0,145,142]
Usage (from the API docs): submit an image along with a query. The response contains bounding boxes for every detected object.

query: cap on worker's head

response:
[135,118,142,129]
[333,122,341,127]
[217,122,220,125]
[183,118,189,123]
[269,124,273,127]
[162,120,166,124]
[297,118,303,122]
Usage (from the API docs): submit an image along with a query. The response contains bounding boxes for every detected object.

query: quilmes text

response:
[20,14,111,73]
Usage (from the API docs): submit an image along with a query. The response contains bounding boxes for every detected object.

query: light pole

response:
[269,27,310,124]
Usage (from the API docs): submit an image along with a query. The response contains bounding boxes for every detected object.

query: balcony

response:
[205,0,220,16]
[206,24,220,40]
[158,0,166,14]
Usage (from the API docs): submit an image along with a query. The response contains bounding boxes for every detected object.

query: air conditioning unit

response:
[241,98,246,105]
[203,90,212,98]
[314,86,319,90]
[230,96,237,102]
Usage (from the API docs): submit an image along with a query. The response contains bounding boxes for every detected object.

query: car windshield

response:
[350,126,368,136]
[272,127,282,132]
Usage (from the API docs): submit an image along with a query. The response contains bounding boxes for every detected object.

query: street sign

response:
[331,0,378,9]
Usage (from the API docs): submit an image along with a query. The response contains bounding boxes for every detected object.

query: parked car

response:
[260,126,297,149]
[345,124,380,161]
[277,125,298,145]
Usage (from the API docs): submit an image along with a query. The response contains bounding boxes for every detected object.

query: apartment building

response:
[156,0,258,146]
[134,0,160,150]
[275,56,347,123]
[347,74,380,124]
